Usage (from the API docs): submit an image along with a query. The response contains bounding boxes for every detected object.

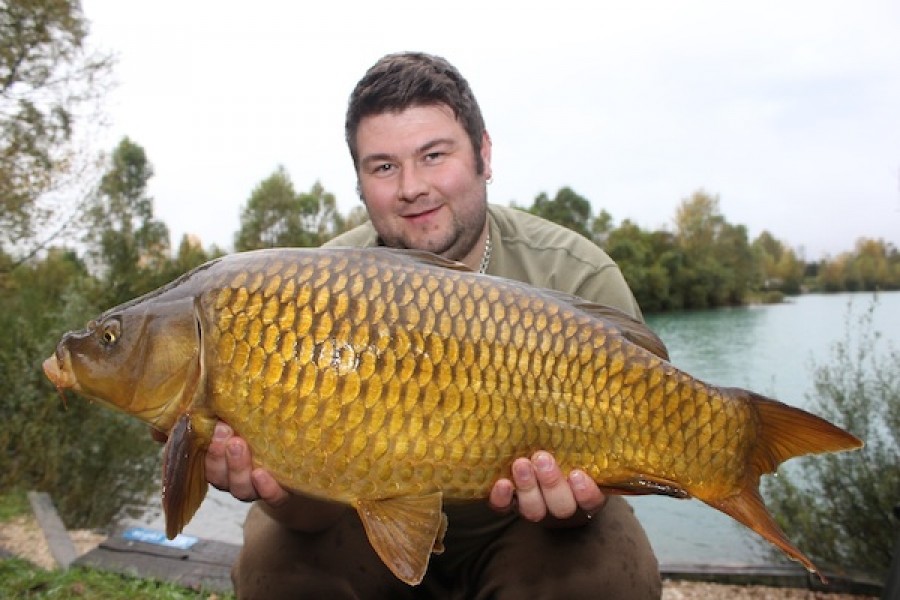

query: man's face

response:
[355,104,492,265]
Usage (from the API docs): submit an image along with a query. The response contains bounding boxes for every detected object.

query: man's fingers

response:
[569,469,607,517]
[488,478,516,513]
[510,457,546,521]
[531,451,577,520]
[205,422,232,490]
[251,469,289,506]
[224,437,257,501]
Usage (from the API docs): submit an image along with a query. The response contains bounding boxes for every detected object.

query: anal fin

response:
[355,492,446,586]
[161,413,211,539]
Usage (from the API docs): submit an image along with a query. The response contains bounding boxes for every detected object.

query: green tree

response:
[235,167,342,250]
[764,304,899,578]
[672,190,756,308]
[605,221,679,312]
[297,180,344,245]
[84,137,170,305]
[154,233,220,284]
[752,231,804,295]
[528,187,593,240]
[590,208,614,246]
[814,239,900,293]
[715,222,757,304]
[1,0,113,253]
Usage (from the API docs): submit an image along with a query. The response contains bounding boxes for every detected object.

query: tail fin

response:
[705,390,863,581]
[746,392,863,475]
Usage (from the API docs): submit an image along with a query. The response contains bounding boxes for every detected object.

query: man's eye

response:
[424,152,443,162]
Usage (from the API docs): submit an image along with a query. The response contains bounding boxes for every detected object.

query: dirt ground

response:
[0,513,105,571]
[0,514,878,599]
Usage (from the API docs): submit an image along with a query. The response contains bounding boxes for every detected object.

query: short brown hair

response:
[345,52,487,173]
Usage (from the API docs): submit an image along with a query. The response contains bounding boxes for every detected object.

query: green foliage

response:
[813,238,900,293]
[529,187,595,241]
[0,250,160,529]
[235,167,344,250]
[84,137,172,305]
[0,490,28,522]
[523,187,896,308]
[763,302,899,578]
[671,191,759,308]
[752,230,804,295]
[605,221,678,311]
[0,557,232,599]
[0,0,113,252]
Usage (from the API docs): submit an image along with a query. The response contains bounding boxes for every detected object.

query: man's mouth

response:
[402,205,442,221]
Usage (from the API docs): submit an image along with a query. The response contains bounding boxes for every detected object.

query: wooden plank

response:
[27,491,78,570]
[72,533,240,594]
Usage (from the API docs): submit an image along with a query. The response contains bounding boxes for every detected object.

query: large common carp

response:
[43,248,861,584]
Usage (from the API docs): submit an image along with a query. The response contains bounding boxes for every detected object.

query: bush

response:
[763,300,899,579]
[0,256,161,529]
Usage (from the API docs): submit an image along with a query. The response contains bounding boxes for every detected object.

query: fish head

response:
[43,296,203,434]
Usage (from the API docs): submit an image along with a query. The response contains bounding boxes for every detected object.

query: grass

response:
[0,558,232,599]
[0,490,29,522]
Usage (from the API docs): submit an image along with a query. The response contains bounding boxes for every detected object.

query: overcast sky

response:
[79,0,900,260]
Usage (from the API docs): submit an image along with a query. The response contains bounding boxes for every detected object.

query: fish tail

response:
[744,391,863,473]
[705,390,863,581]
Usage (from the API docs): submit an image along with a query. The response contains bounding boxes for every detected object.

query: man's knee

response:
[476,497,661,600]
[231,503,414,600]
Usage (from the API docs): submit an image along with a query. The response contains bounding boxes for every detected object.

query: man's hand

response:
[488,451,606,525]
[205,422,290,506]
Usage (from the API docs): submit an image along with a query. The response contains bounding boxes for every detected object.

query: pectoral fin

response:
[161,413,212,539]
[355,493,447,586]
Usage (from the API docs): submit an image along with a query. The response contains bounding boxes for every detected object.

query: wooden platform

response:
[72,532,240,594]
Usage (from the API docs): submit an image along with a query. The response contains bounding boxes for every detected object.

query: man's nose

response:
[397,164,428,201]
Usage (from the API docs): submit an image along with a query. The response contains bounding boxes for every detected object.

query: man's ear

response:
[481,130,493,179]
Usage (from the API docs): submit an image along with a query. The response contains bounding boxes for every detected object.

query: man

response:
[207,52,661,599]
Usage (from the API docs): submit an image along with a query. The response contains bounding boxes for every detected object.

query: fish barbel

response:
[42,247,862,584]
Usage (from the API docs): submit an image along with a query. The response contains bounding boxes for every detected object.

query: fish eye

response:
[99,319,121,346]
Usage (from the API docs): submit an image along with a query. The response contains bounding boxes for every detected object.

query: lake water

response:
[120,291,899,566]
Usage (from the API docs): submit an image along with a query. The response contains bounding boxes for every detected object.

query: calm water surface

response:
[121,291,900,566]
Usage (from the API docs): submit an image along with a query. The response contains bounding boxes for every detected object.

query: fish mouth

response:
[42,344,78,392]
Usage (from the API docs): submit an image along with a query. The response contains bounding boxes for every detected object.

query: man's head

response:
[345,52,487,174]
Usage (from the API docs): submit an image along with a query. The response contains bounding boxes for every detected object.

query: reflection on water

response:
[121,292,899,564]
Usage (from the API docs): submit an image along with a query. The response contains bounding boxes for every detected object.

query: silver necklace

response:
[478,232,492,274]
